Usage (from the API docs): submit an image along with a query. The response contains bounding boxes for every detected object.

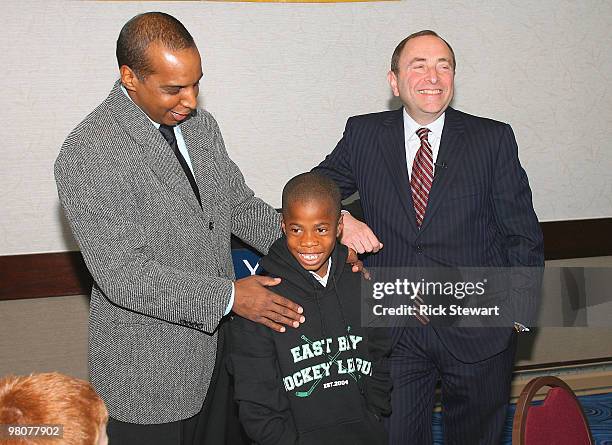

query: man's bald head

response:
[116,12,196,79]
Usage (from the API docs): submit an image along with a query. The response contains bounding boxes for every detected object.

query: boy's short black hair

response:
[282,172,342,217]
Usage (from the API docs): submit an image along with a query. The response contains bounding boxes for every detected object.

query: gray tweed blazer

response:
[55,80,281,423]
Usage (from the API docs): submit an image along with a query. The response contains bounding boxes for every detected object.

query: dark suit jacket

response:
[314,107,544,363]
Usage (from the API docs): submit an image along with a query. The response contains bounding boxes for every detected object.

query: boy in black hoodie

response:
[229,172,391,445]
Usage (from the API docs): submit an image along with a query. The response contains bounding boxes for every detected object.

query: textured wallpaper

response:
[1,0,611,255]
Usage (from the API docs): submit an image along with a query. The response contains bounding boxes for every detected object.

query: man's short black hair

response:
[282,172,342,218]
[116,12,196,79]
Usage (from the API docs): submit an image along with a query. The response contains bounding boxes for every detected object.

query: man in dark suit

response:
[55,12,307,445]
[314,30,544,444]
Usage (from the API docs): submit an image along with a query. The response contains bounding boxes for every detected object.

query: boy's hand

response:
[233,275,305,333]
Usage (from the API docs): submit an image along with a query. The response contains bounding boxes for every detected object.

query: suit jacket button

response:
[415,245,423,254]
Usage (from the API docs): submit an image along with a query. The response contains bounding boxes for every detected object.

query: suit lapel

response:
[419,107,465,232]
[180,114,223,206]
[379,108,419,234]
[106,80,202,212]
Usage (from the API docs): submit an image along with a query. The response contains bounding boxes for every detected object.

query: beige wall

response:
[1,1,612,255]
[0,295,89,380]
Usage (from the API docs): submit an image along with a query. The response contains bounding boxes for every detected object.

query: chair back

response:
[512,375,593,445]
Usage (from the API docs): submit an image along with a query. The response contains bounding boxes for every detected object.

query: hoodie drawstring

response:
[331,274,366,397]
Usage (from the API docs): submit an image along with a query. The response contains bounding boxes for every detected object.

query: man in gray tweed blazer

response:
[55,12,308,444]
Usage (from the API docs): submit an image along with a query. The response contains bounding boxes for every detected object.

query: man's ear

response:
[281,216,287,235]
[336,214,344,239]
[387,70,400,97]
[120,65,139,92]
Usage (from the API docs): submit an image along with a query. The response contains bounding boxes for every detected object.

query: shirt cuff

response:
[224,282,235,316]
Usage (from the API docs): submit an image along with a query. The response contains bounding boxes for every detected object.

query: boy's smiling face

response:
[282,198,343,278]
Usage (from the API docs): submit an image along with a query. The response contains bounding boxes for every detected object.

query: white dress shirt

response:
[403,109,445,179]
[309,257,332,288]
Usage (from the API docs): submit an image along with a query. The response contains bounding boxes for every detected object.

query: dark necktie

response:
[159,124,202,208]
[411,128,433,228]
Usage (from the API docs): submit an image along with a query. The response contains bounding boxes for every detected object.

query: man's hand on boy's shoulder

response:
[340,212,378,280]
[233,275,306,333]
[340,211,383,254]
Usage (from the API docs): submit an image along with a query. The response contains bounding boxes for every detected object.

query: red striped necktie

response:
[411,127,433,228]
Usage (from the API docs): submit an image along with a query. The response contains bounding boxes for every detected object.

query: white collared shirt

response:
[120,85,195,174]
[403,109,445,179]
[309,257,332,287]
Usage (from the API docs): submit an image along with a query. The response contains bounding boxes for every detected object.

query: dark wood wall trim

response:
[1,218,611,301]
[0,252,91,301]
[540,218,612,260]
[514,356,612,372]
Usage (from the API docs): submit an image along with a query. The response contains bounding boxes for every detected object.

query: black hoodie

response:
[229,236,391,445]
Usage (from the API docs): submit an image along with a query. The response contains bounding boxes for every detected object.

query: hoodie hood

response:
[261,235,352,358]
[261,235,348,297]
